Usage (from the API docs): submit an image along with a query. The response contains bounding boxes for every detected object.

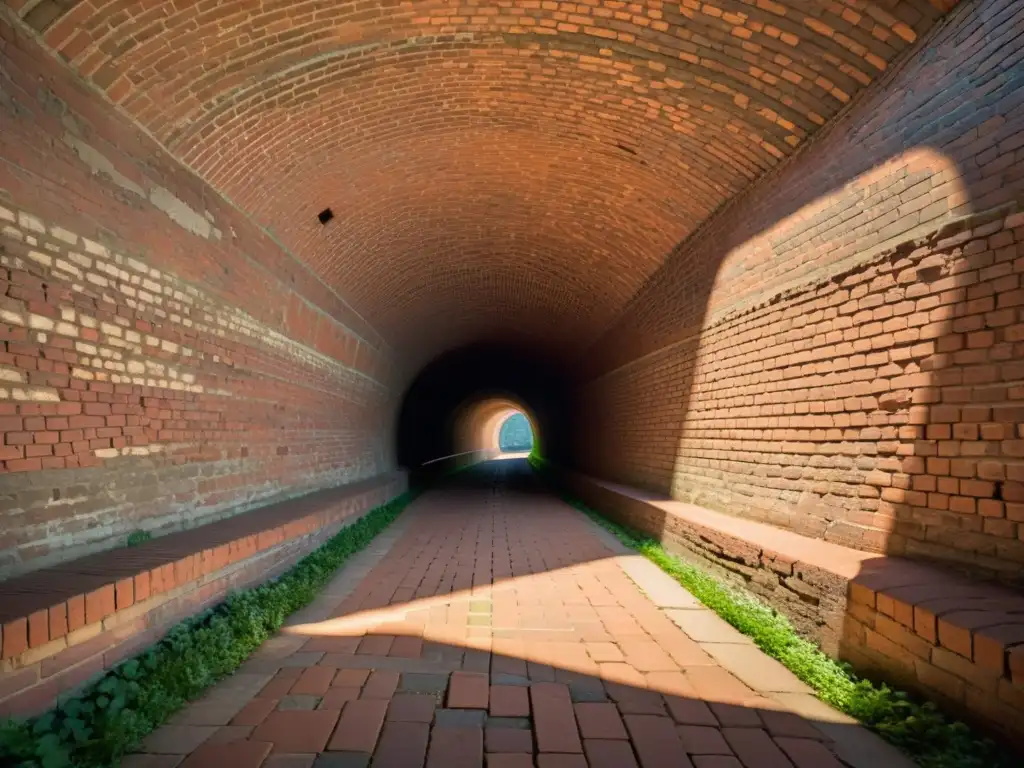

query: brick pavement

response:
[125,459,911,767]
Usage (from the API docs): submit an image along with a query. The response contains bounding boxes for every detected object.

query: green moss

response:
[528,455,1015,768]
[0,493,413,768]
[125,530,152,547]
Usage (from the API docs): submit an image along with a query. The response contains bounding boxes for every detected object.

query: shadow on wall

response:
[561,0,1024,750]
[576,0,1024,586]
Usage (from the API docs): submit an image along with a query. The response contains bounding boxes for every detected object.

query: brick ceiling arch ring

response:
[11,0,962,368]
[456,397,539,457]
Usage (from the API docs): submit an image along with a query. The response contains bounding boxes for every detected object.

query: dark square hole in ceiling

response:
[317,207,334,225]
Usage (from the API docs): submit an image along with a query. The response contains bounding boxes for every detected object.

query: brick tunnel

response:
[1,0,1024,765]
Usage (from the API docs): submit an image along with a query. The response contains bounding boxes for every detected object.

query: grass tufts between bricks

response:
[528,454,1016,768]
[0,492,413,768]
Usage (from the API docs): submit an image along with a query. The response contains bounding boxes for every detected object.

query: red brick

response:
[531,683,582,753]
[179,739,272,768]
[28,610,49,648]
[326,699,387,752]
[774,737,845,768]
[721,728,792,768]
[974,624,1024,673]
[361,669,399,699]
[448,671,489,709]
[426,726,483,768]
[2,618,29,659]
[231,698,277,727]
[624,714,689,767]
[373,720,430,767]
[485,727,533,753]
[289,666,335,696]
[387,693,436,723]
[66,595,85,632]
[114,578,134,611]
[48,604,68,640]
[574,702,627,740]
[490,685,529,717]
[252,710,340,754]
[584,738,641,768]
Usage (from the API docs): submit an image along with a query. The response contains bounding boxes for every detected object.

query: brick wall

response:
[0,19,396,578]
[578,0,1024,581]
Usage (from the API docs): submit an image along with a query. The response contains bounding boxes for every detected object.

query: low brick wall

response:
[0,472,406,717]
[561,470,1024,751]
[561,470,869,656]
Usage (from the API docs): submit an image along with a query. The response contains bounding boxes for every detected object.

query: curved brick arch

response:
[455,397,538,456]
[14,0,951,366]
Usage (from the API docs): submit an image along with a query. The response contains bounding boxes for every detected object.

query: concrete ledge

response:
[0,471,406,717]
[561,470,1024,750]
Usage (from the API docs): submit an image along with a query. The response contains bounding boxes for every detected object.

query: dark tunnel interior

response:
[395,340,577,482]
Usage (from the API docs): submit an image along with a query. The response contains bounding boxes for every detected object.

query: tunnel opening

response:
[498,411,534,454]
[394,340,574,489]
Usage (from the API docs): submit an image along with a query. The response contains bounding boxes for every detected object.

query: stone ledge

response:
[0,471,406,716]
[561,470,1024,749]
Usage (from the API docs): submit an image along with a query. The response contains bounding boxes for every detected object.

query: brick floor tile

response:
[261,756,316,768]
[327,699,388,752]
[573,702,628,739]
[179,740,271,768]
[361,670,400,699]
[678,725,733,755]
[303,637,361,654]
[333,669,370,688]
[721,728,793,768]
[391,636,424,658]
[619,640,679,672]
[291,666,336,696]
[485,727,533,753]
[531,682,582,753]
[773,737,844,768]
[702,645,809,695]
[142,725,218,754]
[426,725,484,768]
[664,697,718,726]
[685,668,757,704]
[486,755,535,768]
[584,738,640,768]
[758,711,826,741]
[204,725,253,744]
[320,687,362,709]
[692,758,743,768]
[586,642,624,662]
[232,697,278,726]
[436,708,488,727]
[388,693,437,722]
[252,710,341,754]
[492,655,529,676]
[450,671,490,708]
[624,714,691,767]
[536,756,587,768]
[358,635,394,655]
[372,720,430,767]
[490,685,530,716]
[313,755,369,767]
[262,677,299,699]
[709,703,761,728]
[606,683,666,715]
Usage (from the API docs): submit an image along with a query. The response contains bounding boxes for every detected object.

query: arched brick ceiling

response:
[14,0,956,373]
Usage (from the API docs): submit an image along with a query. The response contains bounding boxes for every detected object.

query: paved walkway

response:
[126,459,912,768]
